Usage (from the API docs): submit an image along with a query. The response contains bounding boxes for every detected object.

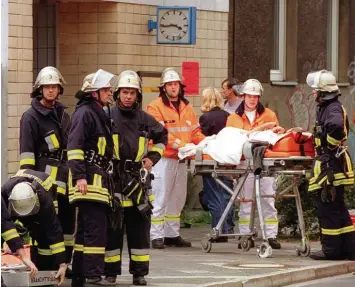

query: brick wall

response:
[7,0,33,177]
[58,2,229,113]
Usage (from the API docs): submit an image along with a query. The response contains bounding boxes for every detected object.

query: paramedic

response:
[226,78,283,249]
[306,70,355,260]
[199,87,235,241]
[148,67,205,249]
[68,70,115,286]
[1,169,67,285]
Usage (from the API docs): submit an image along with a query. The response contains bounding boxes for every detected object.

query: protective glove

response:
[321,185,336,203]
[55,263,67,286]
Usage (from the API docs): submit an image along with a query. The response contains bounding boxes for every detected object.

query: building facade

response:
[2,0,354,180]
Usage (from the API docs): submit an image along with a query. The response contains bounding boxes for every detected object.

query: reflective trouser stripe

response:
[83,246,105,254]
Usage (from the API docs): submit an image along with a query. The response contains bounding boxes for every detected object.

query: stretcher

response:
[186,139,314,258]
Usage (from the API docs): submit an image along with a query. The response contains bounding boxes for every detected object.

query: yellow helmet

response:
[160,68,183,87]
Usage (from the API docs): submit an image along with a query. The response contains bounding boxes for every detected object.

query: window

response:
[327,0,339,79]
[270,0,286,82]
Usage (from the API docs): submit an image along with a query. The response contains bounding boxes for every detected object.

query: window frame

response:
[270,0,286,82]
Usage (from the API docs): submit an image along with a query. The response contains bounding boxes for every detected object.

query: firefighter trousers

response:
[238,174,278,238]
[57,194,76,263]
[316,186,355,259]
[72,202,108,278]
[105,206,151,277]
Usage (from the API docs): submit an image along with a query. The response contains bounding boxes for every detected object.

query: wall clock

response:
[148,6,196,45]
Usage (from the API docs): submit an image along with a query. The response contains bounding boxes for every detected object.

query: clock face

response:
[158,9,189,42]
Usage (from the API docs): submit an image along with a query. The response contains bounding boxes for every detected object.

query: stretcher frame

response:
[186,153,314,258]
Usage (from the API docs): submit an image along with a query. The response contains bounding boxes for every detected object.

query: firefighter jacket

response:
[19,98,70,199]
[1,169,66,265]
[67,98,114,206]
[308,98,354,191]
[147,94,205,159]
[110,106,168,207]
[226,102,279,130]
[1,196,24,252]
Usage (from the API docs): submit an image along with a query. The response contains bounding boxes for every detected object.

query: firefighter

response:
[68,69,116,286]
[226,79,283,249]
[1,169,67,285]
[103,70,168,286]
[147,68,205,249]
[1,197,38,279]
[306,70,355,260]
[19,66,75,267]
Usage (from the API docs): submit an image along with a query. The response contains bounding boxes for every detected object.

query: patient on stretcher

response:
[178,125,314,163]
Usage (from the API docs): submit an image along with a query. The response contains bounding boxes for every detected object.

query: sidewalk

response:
[59,225,355,287]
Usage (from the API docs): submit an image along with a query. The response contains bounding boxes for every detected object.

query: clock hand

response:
[160,23,183,30]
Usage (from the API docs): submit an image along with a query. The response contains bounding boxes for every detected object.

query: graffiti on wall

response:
[346,55,355,161]
[286,88,316,132]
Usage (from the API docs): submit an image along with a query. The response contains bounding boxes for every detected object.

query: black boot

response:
[71,276,85,287]
[164,236,192,247]
[309,250,328,260]
[268,238,281,249]
[133,275,147,286]
[151,238,164,249]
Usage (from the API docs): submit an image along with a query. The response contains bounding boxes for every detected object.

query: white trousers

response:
[238,174,278,238]
[150,157,188,240]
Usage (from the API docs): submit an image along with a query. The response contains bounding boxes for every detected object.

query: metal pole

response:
[1,0,9,183]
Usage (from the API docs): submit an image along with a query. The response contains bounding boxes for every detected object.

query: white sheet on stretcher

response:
[178,127,286,164]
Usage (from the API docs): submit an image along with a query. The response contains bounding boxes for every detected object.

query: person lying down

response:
[177,123,309,164]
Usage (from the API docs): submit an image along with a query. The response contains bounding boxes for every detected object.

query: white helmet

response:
[160,68,183,87]
[240,79,264,97]
[31,66,66,98]
[306,70,339,93]
[240,79,263,96]
[75,69,117,99]
[8,182,40,217]
[116,70,142,92]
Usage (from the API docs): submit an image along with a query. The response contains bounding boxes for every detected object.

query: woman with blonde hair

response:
[199,87,236,242]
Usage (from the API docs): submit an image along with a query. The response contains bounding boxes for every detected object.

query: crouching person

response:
[1,169,67,285]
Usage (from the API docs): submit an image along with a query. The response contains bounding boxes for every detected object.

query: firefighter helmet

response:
[306,70,339,93]
[75,69,116,99]
[113,70,142,102]
[116,70,142,92]
[240,79,263,96]
[31,66,66,98]
[8,182,40,217]
[160,68,183,87]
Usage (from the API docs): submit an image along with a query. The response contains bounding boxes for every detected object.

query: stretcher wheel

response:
[240,238,252,251]
[296,241,311,257]
[252,230,259,241]
[201,239,212,253]
[257,242,272,258]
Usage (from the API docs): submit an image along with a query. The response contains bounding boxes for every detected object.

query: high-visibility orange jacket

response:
[147,94,205,159]
[226,102,279,130]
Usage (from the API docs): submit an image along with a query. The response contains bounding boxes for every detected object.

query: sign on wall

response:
[182,61,199,95]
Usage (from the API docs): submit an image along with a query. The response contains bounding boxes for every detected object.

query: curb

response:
[202,261,355,287]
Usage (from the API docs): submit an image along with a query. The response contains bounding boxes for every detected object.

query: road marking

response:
[178,270,212,274]
[239,263,285,268]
